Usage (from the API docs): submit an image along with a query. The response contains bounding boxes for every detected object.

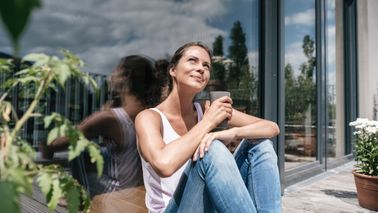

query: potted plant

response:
[0,1,103,212]
[349,118,378,211]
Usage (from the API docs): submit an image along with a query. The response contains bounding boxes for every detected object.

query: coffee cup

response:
[209,91,231,131]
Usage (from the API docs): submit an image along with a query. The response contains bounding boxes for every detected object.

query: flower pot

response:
[353,170,378,211]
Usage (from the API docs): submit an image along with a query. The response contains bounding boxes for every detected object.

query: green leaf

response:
[47,124,68,144]
[47,178,63,210]
[66,184,80,213]
[61,49,84,67]
[68,138,88,161]
[88,144,104,177]
[15,76,39,84]
[0,0,42,45]
[6,167,33,195]
[43,114,55,128]
[47,127,60,144]
[23,53,49,66]
[0,181,20,213]
[53,62,71,86]
[37,172,52,197]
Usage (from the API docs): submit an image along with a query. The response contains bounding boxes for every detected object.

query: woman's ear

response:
[169,67,176,77]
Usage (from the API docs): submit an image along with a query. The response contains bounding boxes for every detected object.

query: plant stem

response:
[6,68,54,157]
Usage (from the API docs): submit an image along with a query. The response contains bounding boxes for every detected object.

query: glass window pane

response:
[0,0,261,210]
[284,0,317,170]
[326,0,345,161]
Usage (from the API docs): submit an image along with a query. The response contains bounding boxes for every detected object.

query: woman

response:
[136,42,281,212]
[42,55,167,204]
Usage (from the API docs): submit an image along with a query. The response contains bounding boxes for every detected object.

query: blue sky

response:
[284,0,316,76]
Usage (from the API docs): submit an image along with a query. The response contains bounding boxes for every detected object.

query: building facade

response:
[1,0,377,190]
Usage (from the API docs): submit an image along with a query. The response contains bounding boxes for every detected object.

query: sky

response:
[0,0,337,88]
[284,0,337,83]
[0,0,259,75]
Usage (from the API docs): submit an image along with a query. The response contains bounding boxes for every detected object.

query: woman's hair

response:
[107,55,168,108]
[167,41,213,92]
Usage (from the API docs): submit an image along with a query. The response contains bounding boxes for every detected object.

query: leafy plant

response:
[350,118,378,176]
[0,50,104,213]
[0,0,41,56]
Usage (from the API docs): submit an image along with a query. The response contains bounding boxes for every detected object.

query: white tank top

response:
[139,102,203,213]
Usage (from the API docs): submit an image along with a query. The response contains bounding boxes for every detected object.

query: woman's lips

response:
[190,75,203,82]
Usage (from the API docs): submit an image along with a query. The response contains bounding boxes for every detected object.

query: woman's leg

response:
[165,140,257,213]
[234,139,281,213]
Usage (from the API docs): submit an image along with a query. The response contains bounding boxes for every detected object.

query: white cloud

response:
[1,0,229,74]
[327,25,336,66]
[248,51,258,71]
[285,9,315,27]
[284,41,308,76]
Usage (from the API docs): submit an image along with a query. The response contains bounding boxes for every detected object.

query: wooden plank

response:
[90,186,147,213]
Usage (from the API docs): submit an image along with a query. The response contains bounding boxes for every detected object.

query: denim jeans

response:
[165,139,281,213]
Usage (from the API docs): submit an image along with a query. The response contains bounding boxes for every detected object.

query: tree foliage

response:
[210,21,258,114]
[285,35,316,124]
[211,35,226,81]
[227,21,249,89]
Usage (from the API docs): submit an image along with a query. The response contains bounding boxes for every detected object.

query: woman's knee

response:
[250,139,278,164]
[204,140,234,163]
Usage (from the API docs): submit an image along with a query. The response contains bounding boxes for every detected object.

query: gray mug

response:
[209,91,231,131]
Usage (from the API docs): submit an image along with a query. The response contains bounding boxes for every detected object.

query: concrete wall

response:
[357,0,378,120]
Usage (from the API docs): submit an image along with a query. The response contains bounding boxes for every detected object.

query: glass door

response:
[284,0,317,171]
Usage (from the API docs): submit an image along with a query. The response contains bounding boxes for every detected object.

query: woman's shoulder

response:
[87,110,117,123]
[136,108,161,123]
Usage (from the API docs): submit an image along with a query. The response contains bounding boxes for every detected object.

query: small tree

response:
[228,21,249,89]
[0,1,103,212]
[211,35,226,81]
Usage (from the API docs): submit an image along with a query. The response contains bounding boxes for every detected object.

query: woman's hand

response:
[192,128,237,161]
[201,96,233,130]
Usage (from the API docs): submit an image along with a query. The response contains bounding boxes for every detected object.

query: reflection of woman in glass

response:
[42,55,167,208]
[136,42,281,212]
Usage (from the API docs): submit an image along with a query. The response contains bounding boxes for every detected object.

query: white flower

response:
[366,126,378,135]
[350,118,369,127]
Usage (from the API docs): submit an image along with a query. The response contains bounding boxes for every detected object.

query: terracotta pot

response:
[353,170,378,211]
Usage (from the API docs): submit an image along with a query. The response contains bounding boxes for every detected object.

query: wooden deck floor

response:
[21,184,147,213]
[24,153,147,212]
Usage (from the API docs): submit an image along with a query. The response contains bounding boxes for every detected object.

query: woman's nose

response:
[196,64,205,73]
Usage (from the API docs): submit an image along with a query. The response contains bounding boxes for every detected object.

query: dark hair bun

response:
[154,59,169,88]
[106,55,171,108]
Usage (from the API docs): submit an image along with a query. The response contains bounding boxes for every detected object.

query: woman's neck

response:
[122,95,144,122]
[163,89,195,116]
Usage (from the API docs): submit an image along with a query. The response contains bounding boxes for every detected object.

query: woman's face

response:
[170,46,211,93]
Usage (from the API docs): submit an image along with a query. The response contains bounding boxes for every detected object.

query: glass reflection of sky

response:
[0,0,259,75]
[326,0,336,79]
[326,0,337,105]
[284,0,316,75]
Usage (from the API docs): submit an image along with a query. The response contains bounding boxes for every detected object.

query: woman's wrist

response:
[200,119,216,133]
[230,127,241,141]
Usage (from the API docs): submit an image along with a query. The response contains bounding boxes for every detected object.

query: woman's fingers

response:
[202,96,233,128]
[204,133,216,152]
[192,147,199,161]
[199,134,210,158]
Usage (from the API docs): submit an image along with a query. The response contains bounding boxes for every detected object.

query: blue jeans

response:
[165,139,281,213]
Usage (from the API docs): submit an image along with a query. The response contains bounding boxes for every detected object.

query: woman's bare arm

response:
[193,108,280,156]
[227,108,280,141]
[136,96,232,177]
[42,111,122,157]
